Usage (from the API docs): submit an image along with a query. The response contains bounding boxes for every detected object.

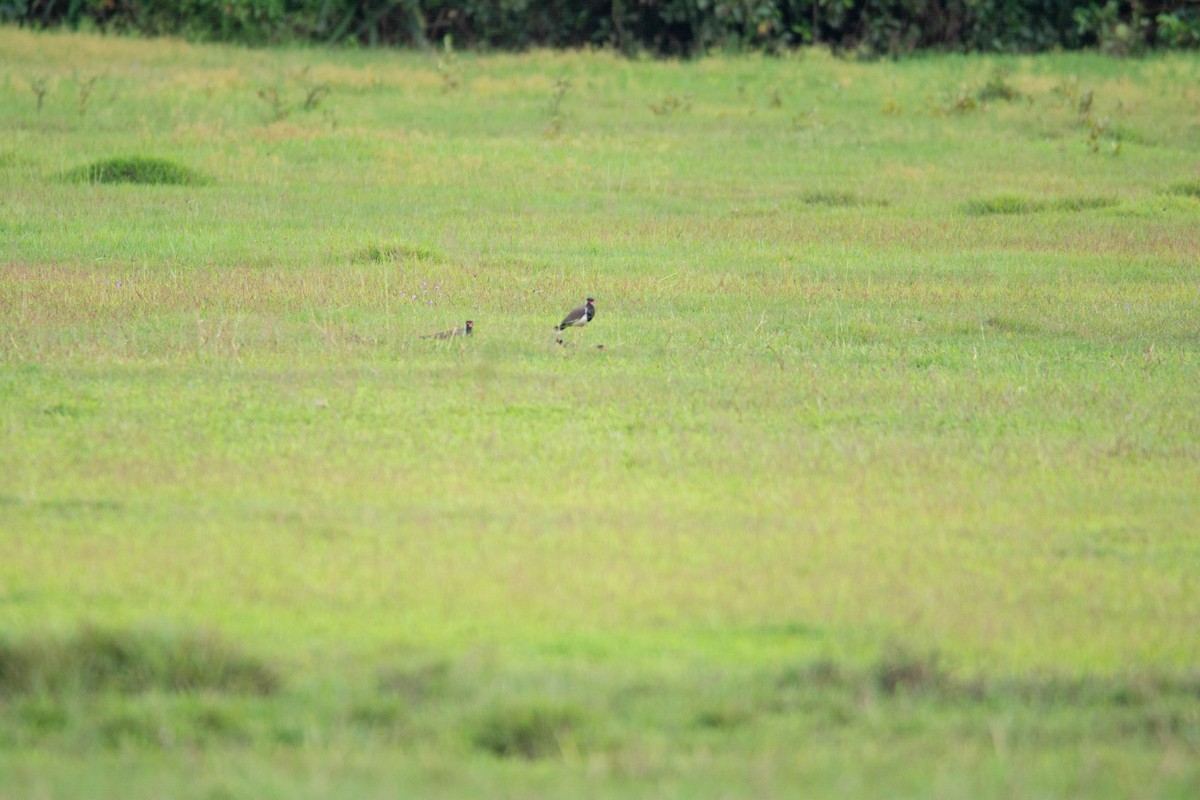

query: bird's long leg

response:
[556,327,579,347]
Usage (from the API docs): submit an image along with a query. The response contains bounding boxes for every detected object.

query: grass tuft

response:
[1166,179,1200,199]
[0,626,280,697]
[97,709,164,748]
[471,702,585,760]
[1050,195,1117,212]
[981,315,1044,336]
[873,647,951,696]
[376,659,452,704]
[776,659,847,691]
[964,194,1040,215]
[351,241,442,263]
[964,195,1116,215]
[693,703,754,730]
[774,653,1200,709]
[801,190,884,208]
[348,698,410,734]
[60,156,210,186]
[975,67,1026,103]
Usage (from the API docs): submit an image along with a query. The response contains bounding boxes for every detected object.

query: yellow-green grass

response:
[2,27,1199,798]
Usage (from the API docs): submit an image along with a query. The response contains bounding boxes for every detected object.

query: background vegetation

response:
[1,23,1199,799]
[5,0,1200,56]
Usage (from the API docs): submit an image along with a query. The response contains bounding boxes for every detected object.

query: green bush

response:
[1155,7,1200,47]
[6,0,1200,54]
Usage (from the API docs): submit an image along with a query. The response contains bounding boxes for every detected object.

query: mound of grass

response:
[965,195,1116,215]
[975,67,1026,103]
[351,242,441,263]
[0,626,279,697]
[964,194,1041,215]
[980,315,1044,336]
[873,648,952,696]
[376,659,452,703]
[693,702,754,730]
[1050,195,1118,212]
[61,156,209,186]
[1166,179,1200,199]
[471,702,585,760]
[774,650,1200,707]
[801,190,885,208]
[348,697,409,731]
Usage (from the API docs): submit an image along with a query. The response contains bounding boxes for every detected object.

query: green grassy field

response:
[2,27,1199,797]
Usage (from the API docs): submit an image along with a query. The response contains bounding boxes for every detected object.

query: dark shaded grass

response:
[350,241,442,263]
[0,494,122,516]
[3,695,261,750]
[471,649,1200,760]
[975,69,1026,103]
[964,195,1040,215]
[471,702,587,760]
[1166,179,1200,199]
[801,190,887,208]
[2,634,1198,756]
[1052,195,1119,212]
[775,648,1200,707]
[964,195,1117,215]
[376,658,453,704]
[60,156,210,186]
[979,315,1045,336]
[0,627,279,697]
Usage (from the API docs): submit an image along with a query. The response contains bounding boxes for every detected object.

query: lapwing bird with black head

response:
[554,298,594,343]
[422,320,473,340]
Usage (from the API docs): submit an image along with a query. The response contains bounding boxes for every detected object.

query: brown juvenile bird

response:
[554,298,594,342]
[422,320,473,339]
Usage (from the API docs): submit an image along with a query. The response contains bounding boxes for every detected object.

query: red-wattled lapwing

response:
[422,320,473,340]
[554,298,594,344]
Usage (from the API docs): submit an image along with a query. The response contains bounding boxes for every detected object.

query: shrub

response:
[1156,8,1200,47]
[7,0,1200,54]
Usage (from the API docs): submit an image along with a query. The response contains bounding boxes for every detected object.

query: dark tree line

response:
[5,1,1199,56]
